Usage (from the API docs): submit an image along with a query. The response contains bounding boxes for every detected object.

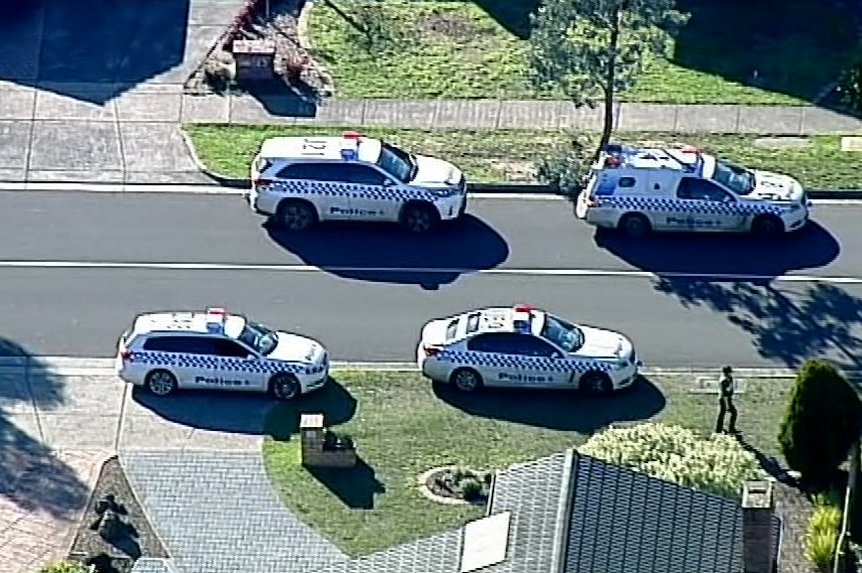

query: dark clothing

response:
[715,374,737,433]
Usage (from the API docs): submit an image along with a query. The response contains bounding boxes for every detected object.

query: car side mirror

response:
[383,179,396,187]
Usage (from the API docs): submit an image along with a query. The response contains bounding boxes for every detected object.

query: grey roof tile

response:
[120,449,348,573]
[564,453,782,573]
[131,558,180,573]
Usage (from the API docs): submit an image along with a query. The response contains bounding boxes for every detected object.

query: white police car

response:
[246,131,468,234]
[575,143,811,237]
[115,307,329,400]
[416,304,641,395]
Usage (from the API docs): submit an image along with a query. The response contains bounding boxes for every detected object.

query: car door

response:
[274,162,349,222]
[140,335,208,389]
[341,163,400,222]
[675,177,744,231]
[209,337,267,392]
[463,332,527,388]
[506,334,574,389]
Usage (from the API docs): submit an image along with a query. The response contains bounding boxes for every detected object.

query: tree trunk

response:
[595,2,624,162]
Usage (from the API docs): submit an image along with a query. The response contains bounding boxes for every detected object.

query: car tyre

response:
[270,373,301,401]
[145,369,178,397]
[618,213,651,238]
[276,199,317,231]
[401,202,440,234]
[751,214,784,237]
[450,368,483,392]
[580,371,613,396]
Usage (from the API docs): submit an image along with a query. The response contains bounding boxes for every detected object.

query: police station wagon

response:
[417,304,641,396]
[246,131,468,234]
[575,143,810,237]
[115,307,329,400]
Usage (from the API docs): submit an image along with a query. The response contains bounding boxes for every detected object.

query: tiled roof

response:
[562,453,782,573]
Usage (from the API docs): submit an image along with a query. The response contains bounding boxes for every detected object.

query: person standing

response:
[715,365,738,434]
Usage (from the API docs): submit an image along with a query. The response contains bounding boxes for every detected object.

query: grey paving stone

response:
[149,25,224,85]
[34,90,116,121]
[0,85,36,120]
[737,106,804,135]
[124,171,215,185]
[674,104,739,133]
[310,100,367,126]
[801,107,862,134]
[618,103,676,131]
[362,100,436,128]
[115,93,183,122]
[434,100,501,129]
[497,100,561,129]
[37,412,119,449]
[29,120,122,171]
[119,123,199,172]
[0,121,31,169]
[132,558,180,573]
[26,169,125,183]
[120,450,349,573]
[0,168,27,182]
[2,411,43,445]
[556,101,606,131]
[188,1,246,27]
[230,96,288,123]
[33,375,125,414]
[181,94,231,123]
[0,372,31,414]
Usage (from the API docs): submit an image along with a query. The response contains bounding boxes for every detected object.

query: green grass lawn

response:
[262,369,790,556]
[186,123,862,190]
[306,0,856,105]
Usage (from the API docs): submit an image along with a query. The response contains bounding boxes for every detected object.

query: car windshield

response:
[711,159,755,195]
[376,141,416,182]
[236,320,279,356]
[540,314,585,353]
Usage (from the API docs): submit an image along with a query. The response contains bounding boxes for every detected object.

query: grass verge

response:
[186,124,862,190]
[307,0,855,105]
[262,369,789,556]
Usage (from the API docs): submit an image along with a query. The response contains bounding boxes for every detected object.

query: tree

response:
[528,0,687,159]
[779,359,862,486]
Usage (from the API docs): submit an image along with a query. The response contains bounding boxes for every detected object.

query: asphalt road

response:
[1,191,861,369]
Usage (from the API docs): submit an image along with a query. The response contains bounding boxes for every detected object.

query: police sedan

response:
[416,304,641,395]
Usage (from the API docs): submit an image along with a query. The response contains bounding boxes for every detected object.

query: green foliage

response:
[836,59,862,112]
[804,504,842,572]
[39,561,94,573]
[342,0,407,54]
[778,359,862,484]
[460,478,484,501]
[536,131,596,196]
[528,0,688,104]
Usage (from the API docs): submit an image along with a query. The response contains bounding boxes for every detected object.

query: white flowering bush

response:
[579,422,763,499]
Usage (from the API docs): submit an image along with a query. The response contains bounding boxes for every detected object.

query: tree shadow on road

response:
[0,338,89,519]
[433,376,666,435]
[653,278,862,371]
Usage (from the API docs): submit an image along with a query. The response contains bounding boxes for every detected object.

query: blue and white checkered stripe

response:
[437,350,613,373]
[129,352,310,375]
[600,196,783,216]
[269,180,445,203]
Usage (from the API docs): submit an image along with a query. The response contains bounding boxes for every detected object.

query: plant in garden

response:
[836,59,862,112]
[579,422,762,499]
[528,0,687,160]
[39,560,95,573]
[536,130,596,197]
[804,502,842,573]
[778,359,862,486]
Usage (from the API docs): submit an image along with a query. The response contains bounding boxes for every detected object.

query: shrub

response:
[461,478,484,501]
[579,422,762,499]
[535,131,596,198]
[836,59,862,112]
[779,359,861,485]
[805,504,842,573]
[39,561,95,573]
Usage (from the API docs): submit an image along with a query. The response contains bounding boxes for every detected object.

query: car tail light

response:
[586,196,602,208]
[119,350,131,360]
[422,345,442,357]
[254,178,273,188]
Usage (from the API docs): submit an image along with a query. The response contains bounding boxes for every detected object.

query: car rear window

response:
[465,312,481,335]
[445,319,459,340]
[255,157,272,174]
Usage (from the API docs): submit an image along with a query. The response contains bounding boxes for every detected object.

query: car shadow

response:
[131,378,356,436]
[0,338,90,520]
[0,0,191,103]
[594,221,840,278]
[264,215,510,289]
[307,457,386,510]
[433,375,666,434]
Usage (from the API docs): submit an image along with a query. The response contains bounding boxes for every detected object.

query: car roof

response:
[131,309,244,337]
[259,134,382,164]
[594,143,705,173]
[452,305,547,338]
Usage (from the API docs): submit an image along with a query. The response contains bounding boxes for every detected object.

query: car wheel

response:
[580,371,613,396]
[270,373,301,401]
[450,368,483,392]
[401,202,440,234]
[276,200,317,231]
[618,213,651,238]
[751,214,784,237]
[145,369,177,397]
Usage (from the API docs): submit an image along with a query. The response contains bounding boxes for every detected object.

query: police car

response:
[246,131,468,234]
[416,304,641,395]
[115,307,329,400]
[575,143,811,237]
